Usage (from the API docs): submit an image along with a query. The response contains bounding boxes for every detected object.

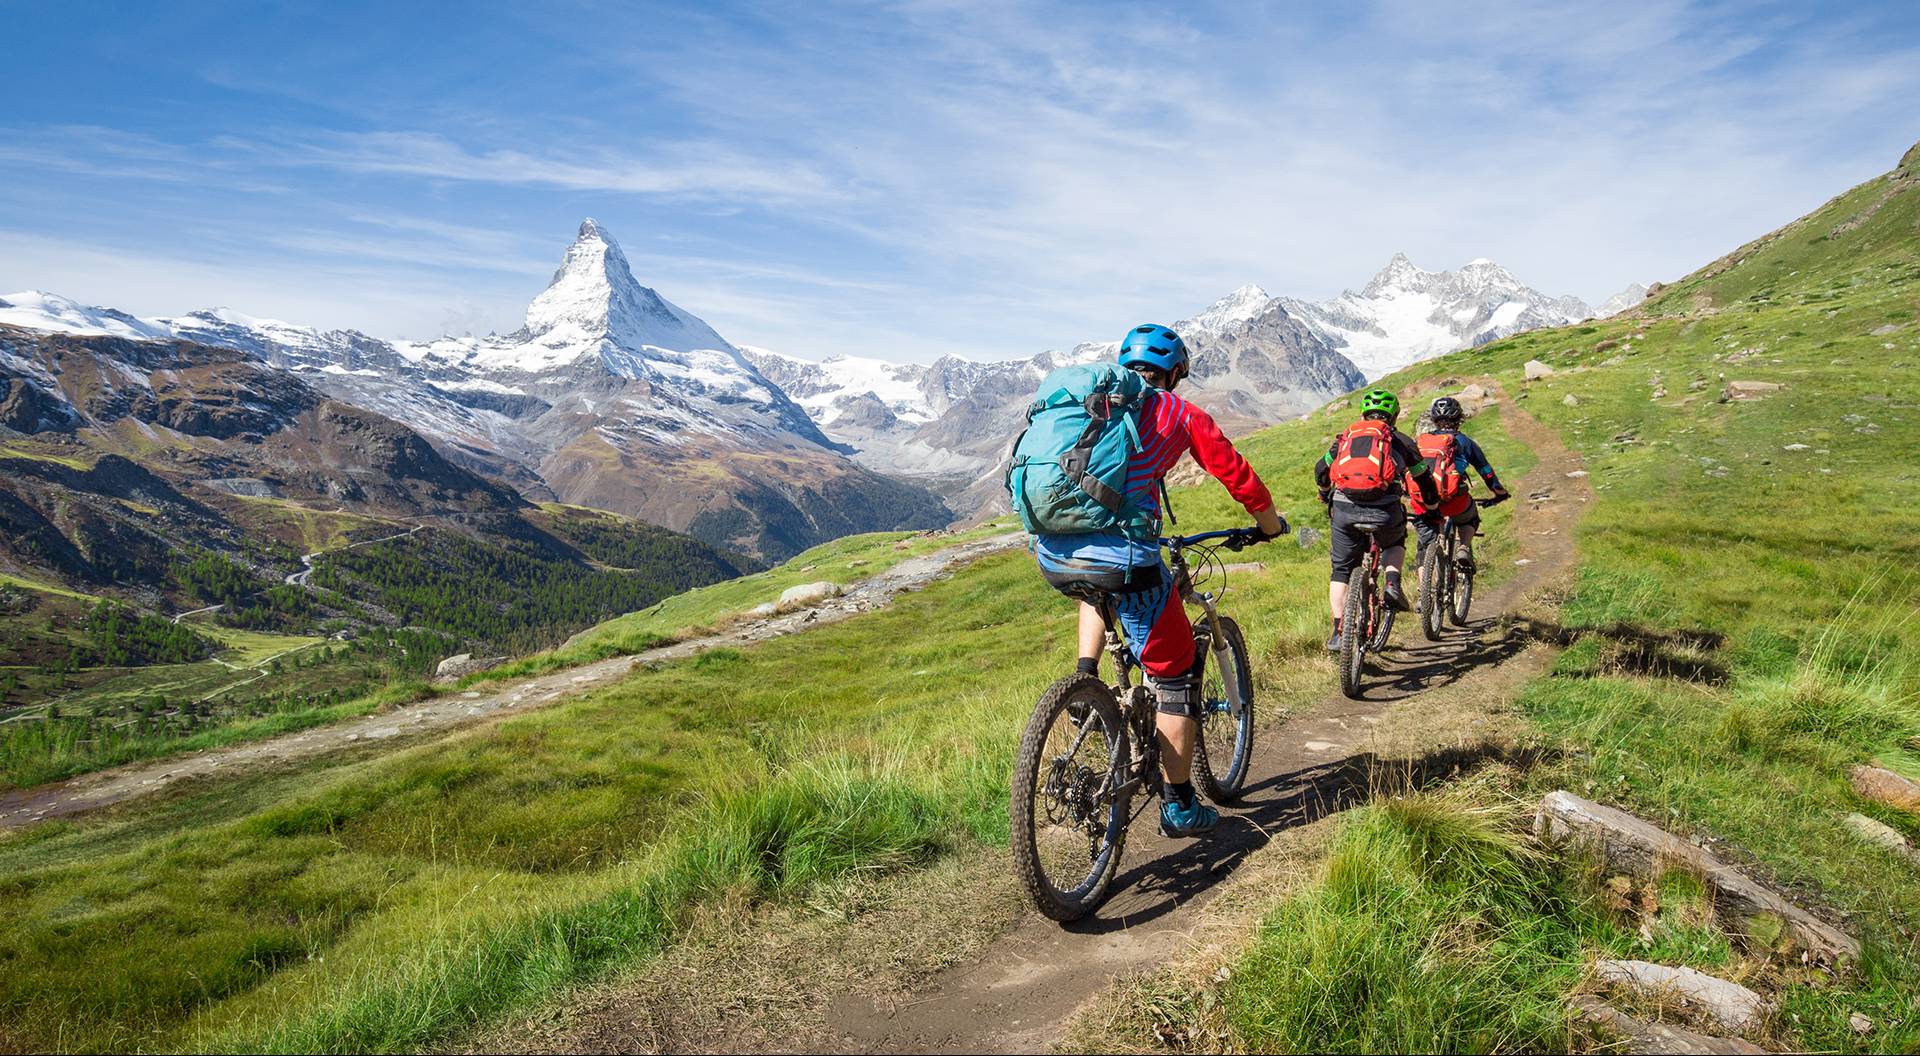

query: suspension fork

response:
[1172,547,1239,716]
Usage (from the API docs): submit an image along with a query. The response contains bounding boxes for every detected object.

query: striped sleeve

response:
[1182,399,1274,514]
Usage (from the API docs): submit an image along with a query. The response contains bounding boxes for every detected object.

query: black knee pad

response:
[1148,669,1200,717]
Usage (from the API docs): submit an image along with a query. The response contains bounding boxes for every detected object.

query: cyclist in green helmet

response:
[1313,387,1440,652]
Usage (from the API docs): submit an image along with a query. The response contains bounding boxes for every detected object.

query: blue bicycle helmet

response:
[1117,323,1189,376]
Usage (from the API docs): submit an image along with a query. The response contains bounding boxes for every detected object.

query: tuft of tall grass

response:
[1225,790,1590,1054]
[1720,581,1918,763]
[198,755,959,1053]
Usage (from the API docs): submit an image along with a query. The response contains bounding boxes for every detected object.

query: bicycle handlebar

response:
[1163,518,1292,552]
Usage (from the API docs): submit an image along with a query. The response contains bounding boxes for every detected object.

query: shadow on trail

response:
[1072,737,1558,935]
[1511,616,1730,686]
[1351,614,1533,703]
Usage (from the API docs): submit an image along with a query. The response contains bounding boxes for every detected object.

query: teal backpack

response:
[1005,362,1158,539]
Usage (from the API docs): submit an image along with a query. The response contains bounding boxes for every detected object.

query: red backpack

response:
[1329,419,1398,500]
[1416,431,1465,502]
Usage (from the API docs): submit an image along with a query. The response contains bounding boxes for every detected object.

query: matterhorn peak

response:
[516,219,727,359]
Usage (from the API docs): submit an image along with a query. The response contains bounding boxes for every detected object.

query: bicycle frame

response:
[1365,531,1387,646]
[1090,531,1245,805]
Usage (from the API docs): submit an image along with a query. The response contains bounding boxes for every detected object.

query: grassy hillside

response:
[0,493,755,789]
[0,401,1535,1049]
[1089,142,1920,1054]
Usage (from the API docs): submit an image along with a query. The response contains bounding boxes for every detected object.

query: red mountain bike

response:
[1336,524,1397,699]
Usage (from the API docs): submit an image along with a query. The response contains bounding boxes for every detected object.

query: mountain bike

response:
[1009,525,1284,922]
[1416,494,1506,639]
[1337,524,1397,700]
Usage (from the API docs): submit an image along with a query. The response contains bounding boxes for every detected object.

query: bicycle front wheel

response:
[1009,674,1132,922]
[1451,560,1474,626]
[1193,615,1254,803]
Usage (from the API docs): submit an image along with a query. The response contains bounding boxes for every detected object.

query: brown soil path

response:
[0,532,1024,831]
[821,395,1591,1054]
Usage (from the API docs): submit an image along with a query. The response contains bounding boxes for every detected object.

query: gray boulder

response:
[434,652,506,682]
[776,580,842,612]
[1592,960,1769,1035]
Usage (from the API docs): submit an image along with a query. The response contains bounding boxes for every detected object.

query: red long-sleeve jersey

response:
[1124,389,1274,519]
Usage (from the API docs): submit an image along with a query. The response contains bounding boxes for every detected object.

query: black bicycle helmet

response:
[1430,395,1464,424]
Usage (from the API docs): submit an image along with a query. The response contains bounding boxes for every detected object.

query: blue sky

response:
[3,1,1917,362]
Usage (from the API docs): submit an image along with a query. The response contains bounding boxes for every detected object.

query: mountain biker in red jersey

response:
[1408,395,1511,579]
[1032,325,1285,838]
[1314,387,1439,653]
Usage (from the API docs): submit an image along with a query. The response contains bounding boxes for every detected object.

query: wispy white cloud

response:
[218,130,845,204]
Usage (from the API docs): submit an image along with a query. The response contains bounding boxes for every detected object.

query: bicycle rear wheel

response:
[1192,615,1254,803]
[1368,578,1397,652]
[1418,541,1444,641]
[1339,557,1371,699]
[1009,674,1132,922]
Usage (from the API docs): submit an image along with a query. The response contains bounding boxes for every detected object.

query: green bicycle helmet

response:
[1359,387,1400,419]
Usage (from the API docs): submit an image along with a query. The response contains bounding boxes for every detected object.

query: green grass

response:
[1282,149,1920,1051]
[227,496,395,554]
[1223,791,1598,1053]
[483,519,1021,676]
[0,405,1538,1052]
[0,571,98,601]
[0,445,97,471]
[0,666,436,791]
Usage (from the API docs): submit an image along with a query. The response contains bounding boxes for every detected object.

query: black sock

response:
[1164,779,1195,808]
[1075,656,1099,677]
[1385,570,1402,588]
[1332,618,1342,633]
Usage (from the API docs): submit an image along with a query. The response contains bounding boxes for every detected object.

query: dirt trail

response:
[0,532,1025,831]
[820,396,1592,1054]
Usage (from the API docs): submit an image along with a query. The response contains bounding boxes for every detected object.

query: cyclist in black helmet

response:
[1409,395,1511,577]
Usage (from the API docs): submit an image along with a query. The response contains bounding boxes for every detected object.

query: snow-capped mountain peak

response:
[507,218,731,374]
[1288,253,1594,379]
[1598,282,1651,317]
[1360,252,1429,297]
[0,290,173,340]
[1180,283,1272,338]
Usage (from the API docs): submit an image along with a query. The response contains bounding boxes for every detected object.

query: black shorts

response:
[1413,499,1481,549]
[1330,501,1406,582]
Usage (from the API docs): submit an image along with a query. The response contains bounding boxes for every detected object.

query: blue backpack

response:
[1005,362,1157,540]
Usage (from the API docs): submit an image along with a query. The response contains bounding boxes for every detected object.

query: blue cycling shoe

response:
[1158,797,1219,838]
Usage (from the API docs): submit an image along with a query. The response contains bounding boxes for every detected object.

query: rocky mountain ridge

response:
[2,221,948,560]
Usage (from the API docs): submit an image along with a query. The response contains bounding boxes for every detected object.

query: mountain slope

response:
[1278,254,1593,378]
[3,221,951,560]
[0,319,750,632]
[746,286,1366,512]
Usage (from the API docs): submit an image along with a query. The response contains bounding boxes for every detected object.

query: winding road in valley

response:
[285,523,426,586]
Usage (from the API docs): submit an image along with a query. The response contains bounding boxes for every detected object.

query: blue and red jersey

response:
[1035,389,1273,574]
